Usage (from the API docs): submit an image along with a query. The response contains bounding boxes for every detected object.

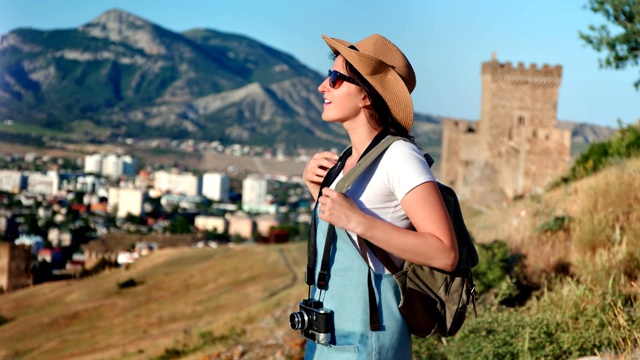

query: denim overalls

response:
[304,211,412,360]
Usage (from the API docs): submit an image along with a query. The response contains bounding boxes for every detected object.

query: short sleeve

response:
[379,140,436,201]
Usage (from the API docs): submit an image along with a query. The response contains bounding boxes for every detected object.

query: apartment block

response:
[84,153,137,179]
[153,170,202,196]
[0,170,26,193]
[241,174,279,214]
[202,172,230,202]
[108,187,146,218]
[27,171,59,196]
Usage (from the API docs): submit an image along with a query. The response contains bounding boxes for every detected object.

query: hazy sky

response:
[1,0,638,128]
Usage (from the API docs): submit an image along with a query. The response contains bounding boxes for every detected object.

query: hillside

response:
[1,157,638,359]
[0,242,309,360]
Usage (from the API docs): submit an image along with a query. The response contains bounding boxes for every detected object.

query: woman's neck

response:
[345,125,380,162]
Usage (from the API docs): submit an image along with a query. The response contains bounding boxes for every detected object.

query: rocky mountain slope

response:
[0,9,347,148]
[0,9,614,150]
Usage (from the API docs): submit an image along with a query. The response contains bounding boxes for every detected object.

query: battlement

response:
[482,58,562,80]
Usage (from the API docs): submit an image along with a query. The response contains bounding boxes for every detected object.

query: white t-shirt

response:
[330,140,436,273]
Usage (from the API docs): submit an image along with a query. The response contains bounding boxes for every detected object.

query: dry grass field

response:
[0,242,308,360]
[2,141,639,358]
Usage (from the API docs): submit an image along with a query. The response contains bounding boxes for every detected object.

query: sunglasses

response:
[327,70,360,89]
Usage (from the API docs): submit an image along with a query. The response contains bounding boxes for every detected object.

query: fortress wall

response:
[441,56,571,202]
[522,127,572,194]
[441,119,477,185]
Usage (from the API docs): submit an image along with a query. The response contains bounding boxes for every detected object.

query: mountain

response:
[0,9,613,150]
[0,9,351,148]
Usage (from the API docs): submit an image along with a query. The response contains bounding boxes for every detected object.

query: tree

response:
[579,0,640,89]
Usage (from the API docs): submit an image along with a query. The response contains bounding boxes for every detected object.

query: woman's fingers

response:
[304,151,338,184]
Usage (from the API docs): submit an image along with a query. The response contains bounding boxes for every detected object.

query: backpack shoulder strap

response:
[334,135,404,193]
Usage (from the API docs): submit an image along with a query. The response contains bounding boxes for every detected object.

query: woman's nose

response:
[318,77,330,92]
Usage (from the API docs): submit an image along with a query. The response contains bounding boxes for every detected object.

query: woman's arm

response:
[317,181,458,271]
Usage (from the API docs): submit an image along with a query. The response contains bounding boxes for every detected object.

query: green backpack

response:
[333,135,479,338]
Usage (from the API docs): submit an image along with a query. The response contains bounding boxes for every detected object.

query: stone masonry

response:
[440,54,571,201]
[0,241,32,293]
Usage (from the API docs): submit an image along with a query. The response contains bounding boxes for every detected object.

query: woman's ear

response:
[360,90,371,107]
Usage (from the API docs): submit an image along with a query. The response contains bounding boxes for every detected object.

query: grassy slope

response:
[0,243,308,360]
[466,156,640,288]
[1,158,638,359]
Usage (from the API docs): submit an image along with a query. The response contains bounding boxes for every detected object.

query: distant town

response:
[0,145,315,293]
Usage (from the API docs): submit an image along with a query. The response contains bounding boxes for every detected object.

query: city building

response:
[84,154,103,175]
[255,214,282,237]
[226,211,255,240]
[76,175,109,195]
[202,172,230,202]
[108,187,146,218]
[27,170,60,196]
[0,170,26,193]
[194,215,227,233]
[84,153,137,179]
[241,174,279,214]
[153,170,202,197]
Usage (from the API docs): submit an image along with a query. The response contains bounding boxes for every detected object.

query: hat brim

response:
[322,35,414,132]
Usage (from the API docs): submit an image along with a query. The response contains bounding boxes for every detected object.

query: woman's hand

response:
[303,151,338,199]
[317,187,364,233]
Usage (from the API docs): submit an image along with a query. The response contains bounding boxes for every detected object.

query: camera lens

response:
[289,311,308,330]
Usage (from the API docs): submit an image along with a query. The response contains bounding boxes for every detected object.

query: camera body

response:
[289,298,333,344]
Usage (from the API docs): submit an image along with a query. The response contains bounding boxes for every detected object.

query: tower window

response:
[517,115,526,126]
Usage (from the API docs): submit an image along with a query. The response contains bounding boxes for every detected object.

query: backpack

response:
[323,134,479,338]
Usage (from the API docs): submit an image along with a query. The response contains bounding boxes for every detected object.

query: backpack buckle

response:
[468,283,478,318]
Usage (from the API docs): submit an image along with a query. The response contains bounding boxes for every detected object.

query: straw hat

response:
[322,34,416,132]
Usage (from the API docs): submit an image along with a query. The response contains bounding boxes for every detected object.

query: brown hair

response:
[336,55,414,141]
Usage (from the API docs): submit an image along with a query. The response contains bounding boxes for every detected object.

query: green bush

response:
[556,121,640,186]
[536,215,570,233]
[473,240,521,295]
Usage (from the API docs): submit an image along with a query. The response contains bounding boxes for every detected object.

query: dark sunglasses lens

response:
[328,70,341,88]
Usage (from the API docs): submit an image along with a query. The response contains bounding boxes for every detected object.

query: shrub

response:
[413,278,640,359]
[0,314,8,326]
[536,215,570,233]
[555,121,640,186]
[473,240,522,295]
[117,278,138,289]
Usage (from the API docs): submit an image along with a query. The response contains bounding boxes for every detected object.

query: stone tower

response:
[441,55,571,201]
[0,241,32,293]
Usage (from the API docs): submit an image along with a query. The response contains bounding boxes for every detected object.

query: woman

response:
[301,34,458,359]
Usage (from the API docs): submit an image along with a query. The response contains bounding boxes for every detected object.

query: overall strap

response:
[306,131,396,289]
[318,134,405,331]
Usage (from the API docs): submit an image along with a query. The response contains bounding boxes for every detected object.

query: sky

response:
[0,0,638,128]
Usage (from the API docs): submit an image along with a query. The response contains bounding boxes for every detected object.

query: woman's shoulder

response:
[378,138,430,171]
[386,138,424,157]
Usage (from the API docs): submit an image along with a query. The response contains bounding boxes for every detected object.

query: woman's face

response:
[318,55,368,124]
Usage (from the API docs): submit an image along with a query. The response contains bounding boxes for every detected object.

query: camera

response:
[289,298,333,344]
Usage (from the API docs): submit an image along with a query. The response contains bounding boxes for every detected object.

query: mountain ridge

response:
[0,8,614,150]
